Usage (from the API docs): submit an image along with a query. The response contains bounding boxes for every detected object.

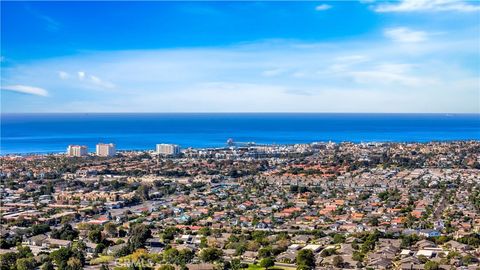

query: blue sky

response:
[1,0,479,113]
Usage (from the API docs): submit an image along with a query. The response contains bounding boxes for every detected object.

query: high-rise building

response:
[67,145,88,157]
[156,144,180,156]
[96,143,116,157]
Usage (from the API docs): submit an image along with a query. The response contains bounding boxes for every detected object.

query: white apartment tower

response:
[67,145,88,157]
[96,143,116,157]
[156,144,180,156]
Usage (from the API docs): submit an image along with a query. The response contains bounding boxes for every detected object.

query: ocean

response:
[1,113,479,155]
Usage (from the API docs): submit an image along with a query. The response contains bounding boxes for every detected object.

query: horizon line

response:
[2,112,480,115]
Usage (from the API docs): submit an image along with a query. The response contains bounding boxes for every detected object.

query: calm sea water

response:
[1,113,479,155]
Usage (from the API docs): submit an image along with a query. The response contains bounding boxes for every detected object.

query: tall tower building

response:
[96,143,116,157]
[156,144,180,156]
[67,145,88,157]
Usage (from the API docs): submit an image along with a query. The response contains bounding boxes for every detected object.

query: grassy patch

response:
[247,264,264,270]
[90,255,115,265]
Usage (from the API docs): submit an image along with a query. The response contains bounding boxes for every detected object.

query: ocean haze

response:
[1,113,479,155]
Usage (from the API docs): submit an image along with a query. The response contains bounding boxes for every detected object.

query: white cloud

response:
[384,27,428,42]
[346,63,438,87]
[24,5,61,32]
[66,71,114,89]
[335,55,369,63]
[291,71,307,78]
[77,71,85,79]
[89,75,115,89]
[329,55,370,72]
[58,71,70,79]
[315,4,332,11]
[2,35,478,113]
[349,71,434,87]
[376,63,414,73]
[1,85,48,96]
[262,68,286,77]
[373,0,480,12]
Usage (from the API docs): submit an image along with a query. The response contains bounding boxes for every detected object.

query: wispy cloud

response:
[348,64,437,87]
[89,75,115,89]
[77,71,86,80]
[39,14,61,32]
[2,35,478,113]
[372,0,480,13]
[58,71,70,79]
[384,27,429,43]
[328,55,370,72]
[261,68,286,77]
[58,71,115,89]
[24,4,61,32]
[1,85,48,96]
[315,4,332,11]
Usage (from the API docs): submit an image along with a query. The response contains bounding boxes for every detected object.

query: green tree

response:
[461,255,475,265]
[424,260,439,270]
[162,227,179,242]
[95,243,107,254]
[231,258,242,270]
[200,248,223,262]
[333,234,345,244]
[17,245,33,258]
[320,248,336,258]
[31,224,51,236]
[260,257,275,270]
[223,261,231,270]
[332,256,343,268]
[67,257,83,270]
[0,252,17,270]
[296,249,315,270]
[50,247,72,270]
[178,249,194,265]
[128,224,152,250]
[401,234,420,248]
[163,248,180,265]
[104,223,118,237]
[41,261,55,270]
[352,251,364,262]
[258,247,273,258]
[71,241,86,266]
[114,245,132,258]
[135,185,150,201]
[89,229,103,243]
[198,227,211,236]
[16,257,37,270]
[51,224,79,241]
[368,217,379,226]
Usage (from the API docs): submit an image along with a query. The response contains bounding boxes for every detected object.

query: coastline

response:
[2,113,479,155]
[2,139,480,157]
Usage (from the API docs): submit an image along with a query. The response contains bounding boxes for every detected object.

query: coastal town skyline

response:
[2,140,480,270]
[1,1,479,113]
